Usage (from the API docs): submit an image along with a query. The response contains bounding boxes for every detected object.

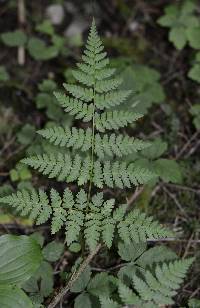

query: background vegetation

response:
[0,0,200,306]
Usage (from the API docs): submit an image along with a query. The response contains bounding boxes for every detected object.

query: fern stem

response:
[47,244,101,308]
[87,83,96,208]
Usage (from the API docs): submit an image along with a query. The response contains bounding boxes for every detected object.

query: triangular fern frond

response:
[132,258,194,305]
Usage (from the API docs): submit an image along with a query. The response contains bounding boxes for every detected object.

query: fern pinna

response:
[0,20,193,307]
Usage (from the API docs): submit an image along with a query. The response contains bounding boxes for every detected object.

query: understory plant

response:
[0,20,194,308]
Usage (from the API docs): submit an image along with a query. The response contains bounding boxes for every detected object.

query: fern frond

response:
[94,161,155,189]
[118,209,173,243]
[22,154,154,188]
[21,153,90,184]
[118,282,142,305]
[94,133,150,159]
[38,126,150,159]
[38,126,92,151]
[95,110,143,132]
[54,92,93,122]
[95,90,132,110]
[63,83,94,102]
[132,258,194,305]
[0,189,52,225]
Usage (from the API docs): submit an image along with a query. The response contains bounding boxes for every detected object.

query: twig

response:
[48,244,101,308]
[164,183,200,195]
[127,187,144,206]
[18,0,26,65]
[183,233,194,258]
[175,131,199,159]
[162,186,188,218]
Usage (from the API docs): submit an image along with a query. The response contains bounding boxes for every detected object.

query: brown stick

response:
[18,0,26,65]
[48,244,101,308]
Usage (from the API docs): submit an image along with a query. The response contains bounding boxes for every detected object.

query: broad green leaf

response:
[137,246,177,268]
[188,298,200,308]
[39,261,54,297]
[1,30,27,47]
[0,284,33,308]
[141,138,168,160]
[10,164,32,182]
[118,241,147,262]
[190,104,200,130]
[169,26,187,50]
[69,243,81,253]
[187,27,200,49]
[120,66,165,114]
[27,37,58,60]
[154,159,183,183]
[36,20,55,36]
[188,63,200,83]
[0,234,43,285]
[23,261,54,298]
[0,66,9,82]
[74,292,92,308]
[36,93,53,109]
[87,273,111,297]
[71,266,91,293]
[181,1,196,15]
[10,169,19,181]
[42,241,64,262]
[30,232,45,247]
[17,124,36,145]
[38,79,57,92]
[157,14,177,27]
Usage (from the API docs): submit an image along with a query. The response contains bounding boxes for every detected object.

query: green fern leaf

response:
[0,189,52,225]
[72,69,95,87]
[99,296,119,308]
[132,258,194,305]
[95,77,122,93]
[95,110,143,132]
[95,90,132,110]
[38,126,92,152]
[118,282,142,305]
[54,92,93,122]
[118,209,173,243]
[63,83,94,102]
[65,189,86,245]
